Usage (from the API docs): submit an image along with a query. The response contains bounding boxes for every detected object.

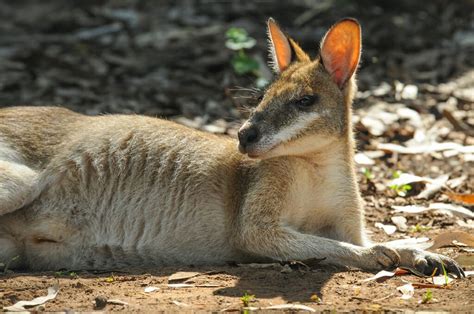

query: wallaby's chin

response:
[238,141,276,159]
[239,134,339,160]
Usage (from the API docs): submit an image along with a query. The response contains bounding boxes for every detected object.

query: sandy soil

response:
[1,236,472,312]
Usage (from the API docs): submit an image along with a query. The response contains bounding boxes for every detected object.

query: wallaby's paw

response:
[364,245,400,270]
[399,249,465,278]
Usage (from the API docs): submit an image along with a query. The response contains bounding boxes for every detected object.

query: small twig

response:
[442,109,474,137]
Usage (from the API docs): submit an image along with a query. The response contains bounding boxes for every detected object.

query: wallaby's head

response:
[238,18,361,159]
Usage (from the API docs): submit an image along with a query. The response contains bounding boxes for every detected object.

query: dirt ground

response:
[1,245,473,312]
[0,0,473,312]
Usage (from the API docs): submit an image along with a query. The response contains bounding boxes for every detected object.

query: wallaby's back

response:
[0,106,252,269]
[0,106,83,169]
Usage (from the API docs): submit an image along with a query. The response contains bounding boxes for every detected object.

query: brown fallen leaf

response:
[429,231,474,250]
[168,271,200,282]
[445,192,474,205]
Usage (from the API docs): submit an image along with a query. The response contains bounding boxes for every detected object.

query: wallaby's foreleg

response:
[238,223,400,270]
[0,161,40,215]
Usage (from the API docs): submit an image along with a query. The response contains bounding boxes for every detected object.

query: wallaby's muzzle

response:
[237,123,260,155]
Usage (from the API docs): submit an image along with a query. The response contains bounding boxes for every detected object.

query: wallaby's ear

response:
[267,18,292,73]
[320,18,361,88]
[267,18,309,73]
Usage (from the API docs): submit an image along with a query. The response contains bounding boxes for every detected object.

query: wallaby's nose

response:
[238,126,260,150]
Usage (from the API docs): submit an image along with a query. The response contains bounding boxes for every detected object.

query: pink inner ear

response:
[268,19,292,72]
[320,20,361,88]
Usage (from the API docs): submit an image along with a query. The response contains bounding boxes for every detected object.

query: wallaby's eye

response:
[294,95,317,108]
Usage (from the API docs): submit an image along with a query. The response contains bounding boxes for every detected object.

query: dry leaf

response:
[391,216,408,232]
[354,152,375,165]
[397,283,414,300]
[392,205,429,214]
[168,271,200,282]
[388,173,427,187]
[429,231,474,250]
[416,174,449,199]
[362,270,397,282]
[3,284,59,311]
[364,150,386,158]
[144,286,159,293]
[378,142,474,155]
[384,237,432,250]
[263,304,316,312]
[446,176,467,189]
[445,192,474,205]
[167,283,195,288]
[172,300,191,307]
[375,222,397,235]
[107,299,129,306]
[431,275,454,286]
[456,219,474,229]
[393,203,474,218]
[429,203,474,219]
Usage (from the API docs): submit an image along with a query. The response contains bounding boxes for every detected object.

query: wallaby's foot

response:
[397,248,465,278]
[361,245,400,270]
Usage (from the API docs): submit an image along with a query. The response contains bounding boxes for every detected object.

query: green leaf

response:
[225,27,256,50]
[231,54,259,75]
[389,183,412,197]
[240,292,255,307]
[421,289,433,303]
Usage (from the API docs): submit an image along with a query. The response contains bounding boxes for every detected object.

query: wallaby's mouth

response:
[237,140,277,159]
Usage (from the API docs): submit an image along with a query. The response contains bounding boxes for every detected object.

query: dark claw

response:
[446,261,465,278]
[431,256,465,278]
[419,255,465,278]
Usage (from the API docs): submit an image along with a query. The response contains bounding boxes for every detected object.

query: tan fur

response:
[0,19,464,277]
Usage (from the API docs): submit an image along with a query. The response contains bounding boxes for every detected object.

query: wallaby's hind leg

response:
[0,160,40,215]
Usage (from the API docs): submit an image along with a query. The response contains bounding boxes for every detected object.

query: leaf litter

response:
[4,284,59,311]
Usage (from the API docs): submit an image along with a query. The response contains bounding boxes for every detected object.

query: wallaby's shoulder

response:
[0,106,84,137]
[0,105,82,120]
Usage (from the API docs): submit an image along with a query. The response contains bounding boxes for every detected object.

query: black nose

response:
[238,126,260,148]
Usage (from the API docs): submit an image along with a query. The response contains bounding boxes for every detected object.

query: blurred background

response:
[0,0,473,134]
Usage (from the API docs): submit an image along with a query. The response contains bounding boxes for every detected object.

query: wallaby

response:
[0,18,464,277]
